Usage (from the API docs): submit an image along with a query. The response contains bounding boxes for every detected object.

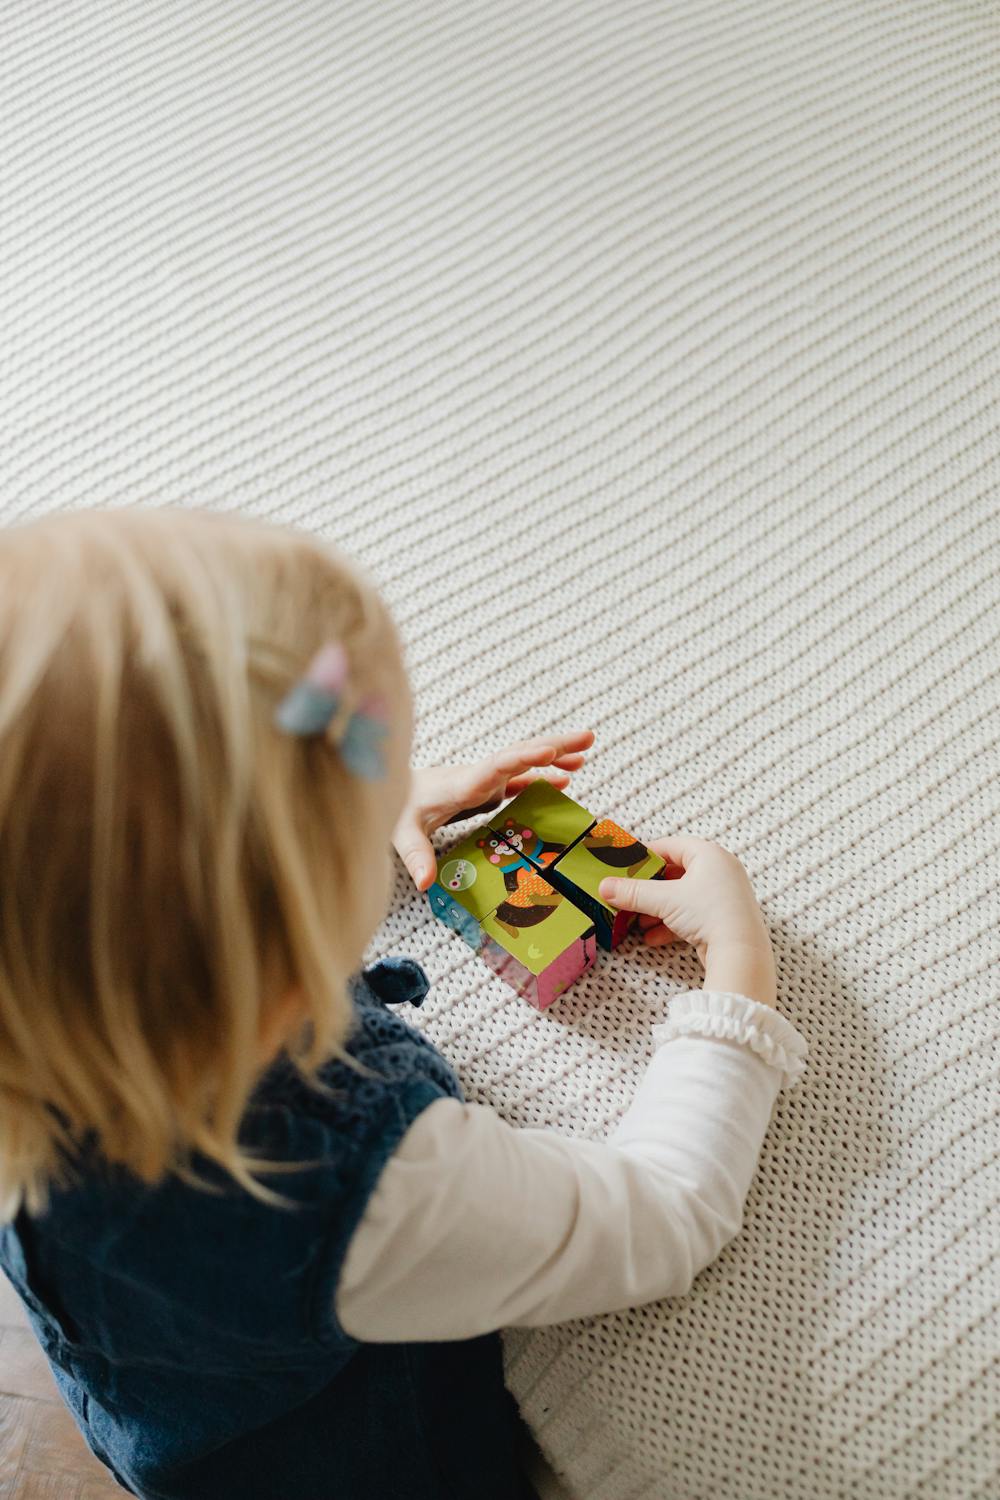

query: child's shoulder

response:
[242,958,463,1154]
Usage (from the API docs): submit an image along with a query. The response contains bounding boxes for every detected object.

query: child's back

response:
[5,959,530,1498]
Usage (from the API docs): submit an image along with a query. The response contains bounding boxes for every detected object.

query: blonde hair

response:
[0,506,404,1219]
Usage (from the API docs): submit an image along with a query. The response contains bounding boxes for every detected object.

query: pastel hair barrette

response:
[274,641,388,781]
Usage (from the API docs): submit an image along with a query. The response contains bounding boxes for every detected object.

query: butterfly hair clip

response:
[274,641,389,781]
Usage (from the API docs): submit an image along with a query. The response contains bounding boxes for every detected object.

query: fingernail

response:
[599,879,617,900]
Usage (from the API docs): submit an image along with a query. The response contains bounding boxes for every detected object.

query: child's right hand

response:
[598,835,777,1009]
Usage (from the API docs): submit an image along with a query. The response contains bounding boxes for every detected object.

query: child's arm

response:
[335,834,803,1338]
[336,1005,800,1339]
[335,841,806,1341]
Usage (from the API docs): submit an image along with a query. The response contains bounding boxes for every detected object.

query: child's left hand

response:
[392,730,595,891]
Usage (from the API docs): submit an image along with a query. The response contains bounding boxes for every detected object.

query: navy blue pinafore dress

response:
[0,959,535,1500]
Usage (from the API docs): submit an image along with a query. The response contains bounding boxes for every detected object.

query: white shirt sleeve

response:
[334,990,807,1342]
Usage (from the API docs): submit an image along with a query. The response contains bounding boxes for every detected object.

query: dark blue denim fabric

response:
[0,959,534,1500]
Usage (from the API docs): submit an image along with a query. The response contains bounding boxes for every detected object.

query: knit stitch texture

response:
[1,3,998,1496]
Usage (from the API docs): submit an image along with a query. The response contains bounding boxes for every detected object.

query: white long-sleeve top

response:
[335,991,808,1343]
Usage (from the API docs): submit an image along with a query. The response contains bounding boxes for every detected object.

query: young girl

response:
[0,507,807,1500]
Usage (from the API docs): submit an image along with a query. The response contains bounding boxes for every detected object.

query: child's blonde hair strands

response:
[0,506,400,1219]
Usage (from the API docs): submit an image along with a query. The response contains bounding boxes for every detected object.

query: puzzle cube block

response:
[483,778,594,876]
[426,829,516,951]
[428,781,664,1007]
[548,819,665,950]
[479,872,597,1010]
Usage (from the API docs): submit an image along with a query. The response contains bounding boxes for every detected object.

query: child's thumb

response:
[392,821,437,891]
[598,876,664,917]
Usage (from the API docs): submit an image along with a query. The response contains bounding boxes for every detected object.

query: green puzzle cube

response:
[548,819,665,950]
[427,781,665,1006]
[428,828,513,933]
[427,822,598,1010]
[484,778,593,871]
[480,879,597,1011]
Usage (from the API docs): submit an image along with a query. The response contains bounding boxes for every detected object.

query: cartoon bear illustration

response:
[476,827,565,939]
[478,823,562,873]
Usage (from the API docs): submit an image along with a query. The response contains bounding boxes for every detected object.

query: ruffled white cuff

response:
[652,990,808,1091]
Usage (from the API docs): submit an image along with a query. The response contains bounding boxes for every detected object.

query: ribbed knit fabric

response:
[1,3,998,1497]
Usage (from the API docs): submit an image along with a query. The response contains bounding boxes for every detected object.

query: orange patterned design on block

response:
[507,869,557,908]
[589,819,634,847]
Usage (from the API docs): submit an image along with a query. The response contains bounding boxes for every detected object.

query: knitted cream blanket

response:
[2,3,997,1495]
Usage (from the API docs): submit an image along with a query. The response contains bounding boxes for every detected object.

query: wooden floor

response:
[0,1272,124,1499]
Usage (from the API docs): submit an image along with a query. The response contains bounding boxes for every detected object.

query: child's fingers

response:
[547,729,594,755]
[502,760,586,799]
[503,768,571,796]
[646,834,709,869]
[598,876,670,918]
[392,818,437,890]
[500,756,589,800]
[642,923,682,946]
[550,751,588,771]
[636,911,682,943]
[492,740,557,776]
[491,731,594,778]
